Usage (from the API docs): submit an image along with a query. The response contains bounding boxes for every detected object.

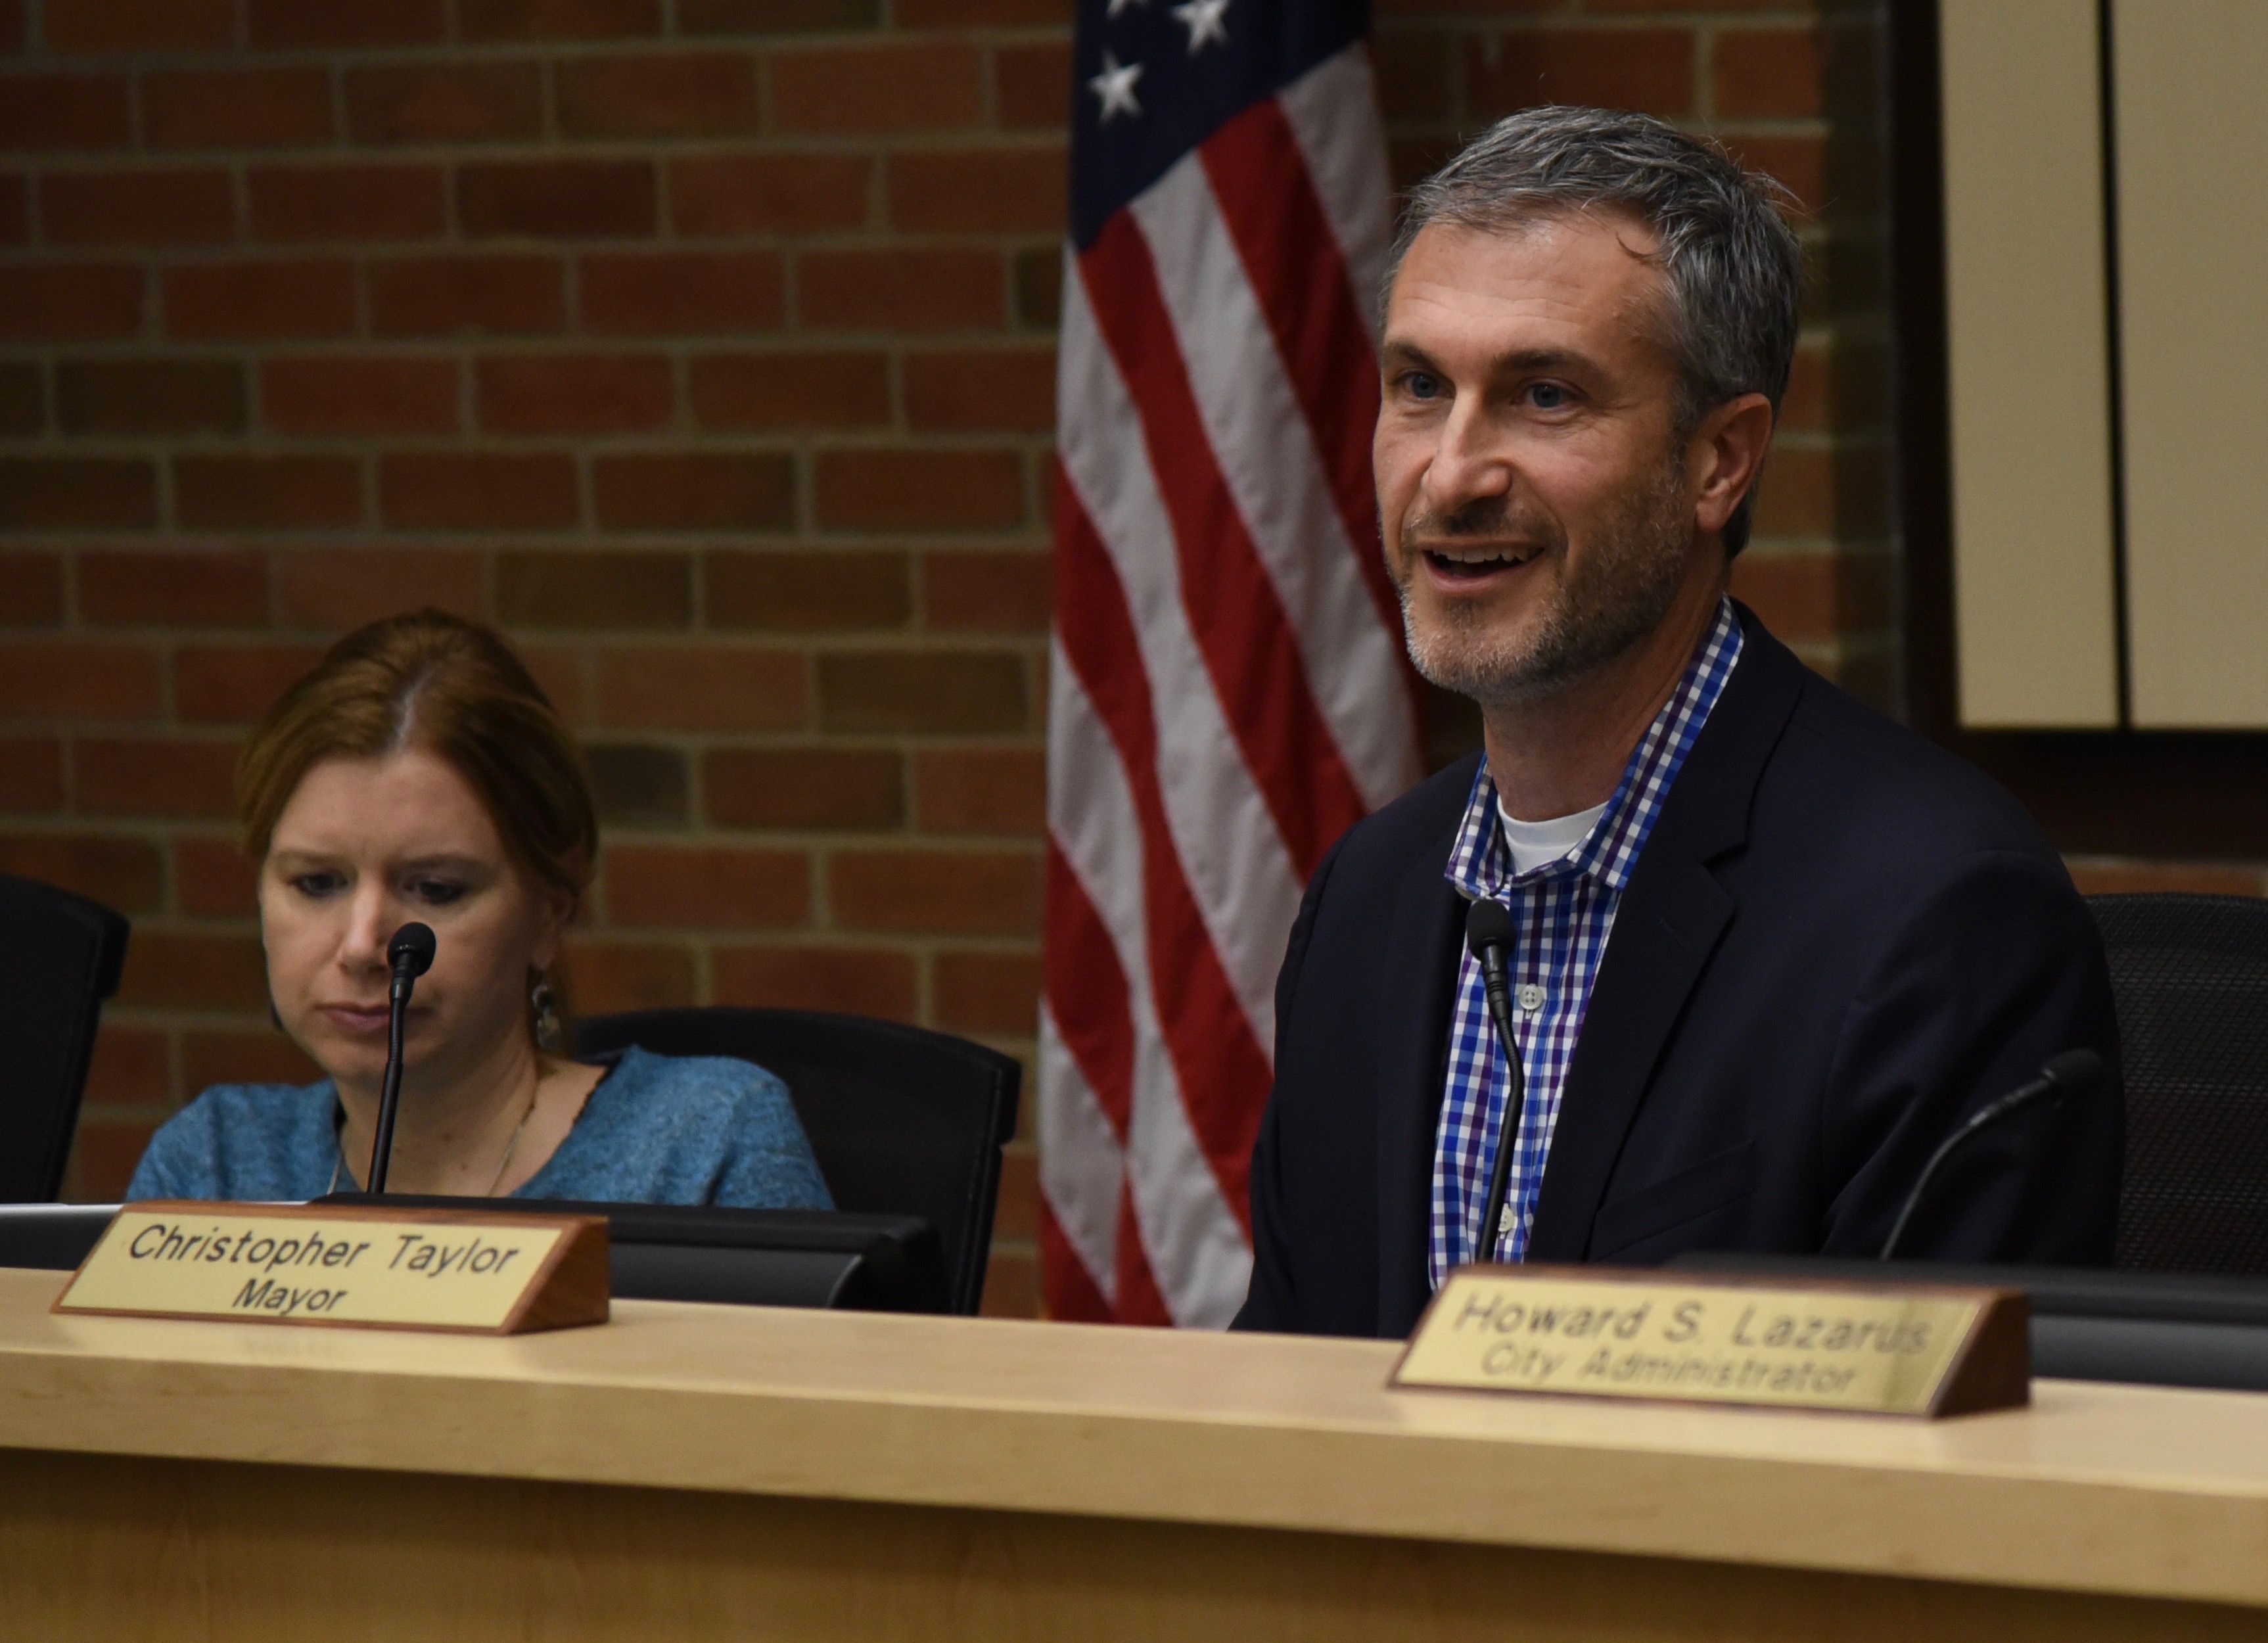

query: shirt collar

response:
[1445,597,1745,900]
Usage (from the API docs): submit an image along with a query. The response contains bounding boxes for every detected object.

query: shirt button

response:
[1517,983,1545,1014]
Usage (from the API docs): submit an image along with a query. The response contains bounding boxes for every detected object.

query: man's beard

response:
[1393,455,1693,707]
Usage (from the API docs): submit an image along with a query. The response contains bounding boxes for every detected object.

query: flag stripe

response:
[1274,45,1395,332]
[1077,212,1371,881]
[1036,1002,1125,1305]
[1056,284,1302,1042]
[1039,1192,1114,1322]
[1128,154,1419,812]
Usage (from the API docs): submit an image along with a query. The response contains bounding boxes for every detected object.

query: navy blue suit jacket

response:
[1234,606,2122,1338]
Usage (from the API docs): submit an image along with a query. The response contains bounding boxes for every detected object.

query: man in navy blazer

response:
[1234,109,2120,1339]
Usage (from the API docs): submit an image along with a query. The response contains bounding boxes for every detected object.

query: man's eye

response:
[1402,370,1443,400]
[1526,382,1572,409]
[408,879,467,906]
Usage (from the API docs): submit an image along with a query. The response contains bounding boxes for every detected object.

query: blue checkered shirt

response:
[1428,600,1744,1284]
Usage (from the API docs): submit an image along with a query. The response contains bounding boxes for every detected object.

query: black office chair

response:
[2089,892,2268,1277]
[573,1007,1021,1316]
[0,873,130,1202]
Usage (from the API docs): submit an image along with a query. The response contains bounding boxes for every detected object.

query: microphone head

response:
[388,921,436,979]
[2041,1048,2108,1100]
[1464,896,1514,959]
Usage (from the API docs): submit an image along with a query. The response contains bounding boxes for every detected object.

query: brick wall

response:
[5,0,2194,1315]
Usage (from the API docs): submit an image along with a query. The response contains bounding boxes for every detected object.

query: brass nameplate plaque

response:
[1393,1264,2028,1418]
[54,1200,611,1335]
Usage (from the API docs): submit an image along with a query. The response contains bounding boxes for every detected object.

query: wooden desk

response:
[0,1266,2263,1641]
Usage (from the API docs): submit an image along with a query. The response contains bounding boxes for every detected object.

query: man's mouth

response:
[1418,543,1544,583]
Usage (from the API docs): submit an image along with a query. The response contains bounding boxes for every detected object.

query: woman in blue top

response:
[127,610,830,1211]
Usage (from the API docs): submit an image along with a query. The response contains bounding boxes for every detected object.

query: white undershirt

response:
[1496,796,1609,877]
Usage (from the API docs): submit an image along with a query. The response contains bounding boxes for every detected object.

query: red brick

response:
[495,551,691,628]
[371,255,565,336]
[274,546,484,628]
[0,550,61,622]
[1780,340,1830,432]
[478,353,673,434]
[905,348,1053,432]
[80,548,268,626]
[174,643,325,722]
[816,651,1025,733]
[706,547,910,631]
[82,1024,168,1108]
[592,453,794,532]
[1726,133,1826,217]
[1728,549,1892,643]
[175,455,361,531]
[0,264,141,338]
[145,68,334,150]
[933,948,1040,1035]
[164,260,357,340]
[558,53,757,138]
[830,848,1039,935]
[249,164,448,242]
[0,72,129,149]
[2064,861,2267,898]
[1467,28,1697,120]
[181,1030,323,1093]
[981,1244,1038,1320]
[556,939,696,1013]
[992,1143,1036,1240]
[996,42,1072,130]
[44,0,231,53]
[605,845,808,929]
[1715,28,1823,120]
[78,736,237,816]
[711,943,916,1021]
[0,641,158,718]
[42,167,232,246]
[55,358,245,435]
[0,459,157,530]
[923,547,1050,632]
[346,63,544,145]
[579,250,784,334]
[798,247,1006,332]
[0,360,34,431]
[678,0,877,30]
[771,42,982,135]
[381,452,579,531]
[1374,31,1454,122]
[0,832,162,910]
[248,0,444,47]
[689,351,888,431]
[262,355,461,437]
[68,1122,157,1202]
[174,837,259,917]
[461,0,660,39]
[898,0,1055,21]
[459,160,656,238]
[0,174,23,244]
[668,154,870,236]
[0,737,65,810]
[814,449,1024,532]
[887,148,1065,235]
[914,747,1044,834]
[593,645,806,729]
[704,747,900,829]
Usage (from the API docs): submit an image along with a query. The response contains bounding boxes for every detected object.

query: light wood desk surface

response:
[2,1265,2266,1639]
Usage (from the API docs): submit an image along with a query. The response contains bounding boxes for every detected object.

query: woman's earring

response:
[531,976,563,1053]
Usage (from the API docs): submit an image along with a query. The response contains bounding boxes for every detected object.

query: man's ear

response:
[1688,392,1776,536]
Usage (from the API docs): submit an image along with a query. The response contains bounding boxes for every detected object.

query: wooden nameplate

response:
[1391,1264,2027,1418]
[53,1200,610,1335]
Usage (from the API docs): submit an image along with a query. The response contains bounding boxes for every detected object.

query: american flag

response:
[1040,0,1423,1327]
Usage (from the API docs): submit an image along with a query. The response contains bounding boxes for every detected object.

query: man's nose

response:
[1420,400,1513,515]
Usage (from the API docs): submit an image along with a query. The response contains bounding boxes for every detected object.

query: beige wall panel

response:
[2114,1,2268,728]
[1939,0,2122,728]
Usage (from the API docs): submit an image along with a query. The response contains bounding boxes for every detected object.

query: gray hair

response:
[1387,106,1805,555]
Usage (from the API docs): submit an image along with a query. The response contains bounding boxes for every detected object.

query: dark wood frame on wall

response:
[1889,0,2268,860]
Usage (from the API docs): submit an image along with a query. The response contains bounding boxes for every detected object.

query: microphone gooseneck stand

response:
[367,921,437,1195]
[1878,1048,2108,1261]
[1464,898,1527,1267]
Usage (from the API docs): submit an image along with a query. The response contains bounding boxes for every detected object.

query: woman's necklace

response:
[328,1080,542,1197]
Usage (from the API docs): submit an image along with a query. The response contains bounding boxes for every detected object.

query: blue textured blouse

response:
[124,1046,833,1211]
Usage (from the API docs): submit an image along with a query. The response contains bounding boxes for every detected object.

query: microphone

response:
[1878,1048,2108,1261]
[367,922,436,1195]
[1464,898,1527,1266]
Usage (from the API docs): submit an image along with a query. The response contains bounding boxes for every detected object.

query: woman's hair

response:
[237,609,597,917]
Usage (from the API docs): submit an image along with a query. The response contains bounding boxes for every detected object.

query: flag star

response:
[1105,0,1149,14]
[1171,0,1230,53]
[1088,50,1145,124]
